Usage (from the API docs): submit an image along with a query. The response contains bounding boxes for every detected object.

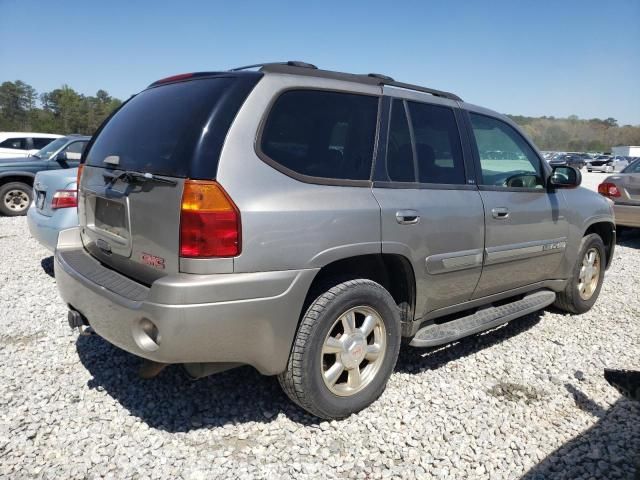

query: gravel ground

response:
[1,216,639,479]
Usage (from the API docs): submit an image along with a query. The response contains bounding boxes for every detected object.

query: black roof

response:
[240,61,462,101]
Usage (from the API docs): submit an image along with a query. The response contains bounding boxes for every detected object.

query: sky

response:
[1,0,639,125]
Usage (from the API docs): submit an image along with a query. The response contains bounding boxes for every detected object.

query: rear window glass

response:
[261,90,378,181]
[85,76,259,178]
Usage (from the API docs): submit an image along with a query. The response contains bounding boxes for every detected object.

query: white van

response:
[0,132,63,159]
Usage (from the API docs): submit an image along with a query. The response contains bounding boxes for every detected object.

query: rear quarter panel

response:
[216,74,383,273]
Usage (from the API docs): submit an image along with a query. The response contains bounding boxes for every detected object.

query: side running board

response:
[409,290,556,348]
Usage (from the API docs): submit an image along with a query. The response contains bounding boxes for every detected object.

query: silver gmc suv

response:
[55,62,616,419]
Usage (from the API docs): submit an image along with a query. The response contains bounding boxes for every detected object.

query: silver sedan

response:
[598,159,640,229]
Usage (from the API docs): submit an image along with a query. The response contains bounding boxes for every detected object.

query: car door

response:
[464,110,568,298]
[0,137,29,158]
[372,93,485,317]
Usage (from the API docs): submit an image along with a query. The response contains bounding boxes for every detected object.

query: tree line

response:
[0,80,122,136]
[1,79,639,152]
[508,114,640,153]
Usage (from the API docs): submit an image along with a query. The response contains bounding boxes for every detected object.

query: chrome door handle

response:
[491,207,510,219]
[396,210,420,225]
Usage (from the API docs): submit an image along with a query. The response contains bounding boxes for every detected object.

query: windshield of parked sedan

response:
[622,159,640,173]
[32,137,68,159]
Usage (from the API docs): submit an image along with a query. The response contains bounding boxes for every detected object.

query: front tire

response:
[278,279,401,419]
[0,182,33,216]
[554,234,606,314]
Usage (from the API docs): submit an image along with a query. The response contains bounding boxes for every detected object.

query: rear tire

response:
[0,182,32,216]
[554,234,606,314]
[278,279,401,419]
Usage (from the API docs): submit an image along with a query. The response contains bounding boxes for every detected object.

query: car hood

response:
[0,157,46,169]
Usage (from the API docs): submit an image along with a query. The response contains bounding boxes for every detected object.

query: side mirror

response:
[549,166,581,188]
[56,151,68,162]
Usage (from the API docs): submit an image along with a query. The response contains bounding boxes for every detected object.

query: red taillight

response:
[179,180,241,258]
[51,190,78,209]
[598,182,621,198]
[152,73,194,86]
[77,164,84,187]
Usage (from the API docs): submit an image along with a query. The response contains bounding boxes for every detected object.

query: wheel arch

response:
[303,253,416,333]
[583,220,616,269]
[0,172,36,187]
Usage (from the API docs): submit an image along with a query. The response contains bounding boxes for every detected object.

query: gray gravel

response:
[1,215,639,479]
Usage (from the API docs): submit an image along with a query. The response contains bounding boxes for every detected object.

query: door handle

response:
[396,210,420,225]
[491,207,510,219]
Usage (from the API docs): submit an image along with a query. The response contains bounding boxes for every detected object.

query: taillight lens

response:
[77,164,84,187]
[597,182,621,198]
[51,190,78,209]
[179,180,240,257]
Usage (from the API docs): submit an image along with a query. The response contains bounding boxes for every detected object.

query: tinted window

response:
[386,99,415,182]
[261,90,378,181]
[0,138,27,150]
[407,101,465,184]
[32,137,55,149]
[469,113,543,188]
[86,76,260,178]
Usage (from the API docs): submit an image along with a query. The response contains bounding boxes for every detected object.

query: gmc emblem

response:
[141,252,166,270]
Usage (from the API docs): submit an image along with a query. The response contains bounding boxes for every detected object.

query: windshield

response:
[33,137,68,159]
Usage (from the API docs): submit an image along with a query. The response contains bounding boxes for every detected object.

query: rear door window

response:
[32,138,56,149]
[407,101,465,184]
[85,76,260,179]
[0,138,27,150]
[260,90,378,182]
[386,99,415,182]
[382,98,466,185]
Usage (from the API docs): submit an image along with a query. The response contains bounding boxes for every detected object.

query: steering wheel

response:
[502,172,541,188]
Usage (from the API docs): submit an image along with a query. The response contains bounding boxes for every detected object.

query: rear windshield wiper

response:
[103,170,177,187]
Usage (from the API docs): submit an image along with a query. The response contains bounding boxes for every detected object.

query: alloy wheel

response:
[320,306,387,397]
[577,248,601,300]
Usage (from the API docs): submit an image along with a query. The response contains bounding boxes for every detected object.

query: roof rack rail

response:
[368,73,395,82]
[229,61,317,72]
[258,62,462,101]
[385,80,462,101]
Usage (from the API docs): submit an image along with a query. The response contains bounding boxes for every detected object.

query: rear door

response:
[0,137,29,158]
[78,74,261,284]
[465,110,568,298]
[372,92,485,317]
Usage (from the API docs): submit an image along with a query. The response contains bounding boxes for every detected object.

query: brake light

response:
[151,73,194,86]
[179,180,241,257]
[51,190,78,209]
[598,182,621,198]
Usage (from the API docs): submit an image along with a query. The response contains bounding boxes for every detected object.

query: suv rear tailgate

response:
[78,73,262,284]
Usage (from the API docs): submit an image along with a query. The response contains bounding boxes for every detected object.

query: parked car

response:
[588,155,630,173]
[0,135,90,216]
[586,155,612,172]
[0,132,62,159]
[549,153,585,169]
[27,168,79,251]
[54,62,615,419]
[598,158,640,229]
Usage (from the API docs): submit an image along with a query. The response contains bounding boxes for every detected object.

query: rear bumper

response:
[614,204,640,228]
[54,228,318,375]
[27,205,78,252]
